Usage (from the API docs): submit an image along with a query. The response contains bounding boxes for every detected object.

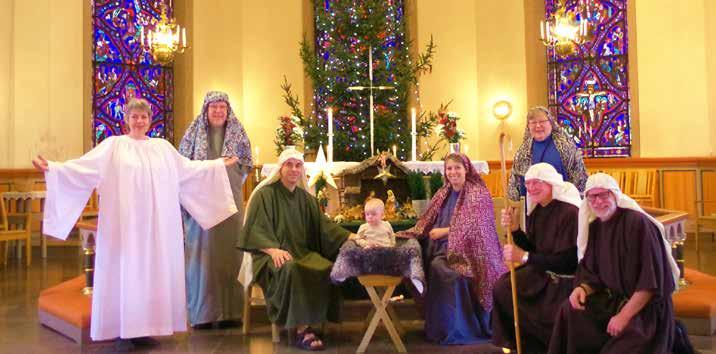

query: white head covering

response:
[243,148,307,222]
[577,173,680,288]
[524,163,582,215]
[238,148,308,288]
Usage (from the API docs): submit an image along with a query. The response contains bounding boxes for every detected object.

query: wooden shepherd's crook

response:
[499,131,522,354]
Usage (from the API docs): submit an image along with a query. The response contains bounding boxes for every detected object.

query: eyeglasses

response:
[525,179,547,188]
[586,191,612,202]
[528,119,550,127]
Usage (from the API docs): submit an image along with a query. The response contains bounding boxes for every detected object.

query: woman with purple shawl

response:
[178,91,252,328]
[397,153,506,344]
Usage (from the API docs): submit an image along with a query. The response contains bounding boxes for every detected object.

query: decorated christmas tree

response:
[282,0,435,161]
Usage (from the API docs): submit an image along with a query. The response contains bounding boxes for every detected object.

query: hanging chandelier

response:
[540,0,592,56]
[140,2,187,65]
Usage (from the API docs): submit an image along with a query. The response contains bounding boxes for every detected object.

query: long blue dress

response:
[424,189,492,344]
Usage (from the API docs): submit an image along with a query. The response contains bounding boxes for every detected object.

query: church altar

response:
[260,160,490,178]
[259,158,489,221]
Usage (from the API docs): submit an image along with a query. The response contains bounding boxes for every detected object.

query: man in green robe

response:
[238,148,356,350]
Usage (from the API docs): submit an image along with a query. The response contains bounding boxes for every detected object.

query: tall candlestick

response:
[411,107,417,161]
[327,108,334,163]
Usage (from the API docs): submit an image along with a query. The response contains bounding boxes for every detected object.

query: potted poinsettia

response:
[274,115,303,155]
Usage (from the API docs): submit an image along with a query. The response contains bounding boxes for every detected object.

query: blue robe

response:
[424,189,492,344]
[518,135,567,197]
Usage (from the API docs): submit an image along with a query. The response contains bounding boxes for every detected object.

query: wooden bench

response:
[37,276,92,344]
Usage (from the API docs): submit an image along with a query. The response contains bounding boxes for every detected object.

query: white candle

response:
[255,146,260,165]
[411,107,417,161]
[327,108,333,163]
[582,20,587,37]
[182,27,186,47]
[540,21,544,41]
[392,144,397,158]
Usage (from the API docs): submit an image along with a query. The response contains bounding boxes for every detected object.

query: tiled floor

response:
[1,234,716,353]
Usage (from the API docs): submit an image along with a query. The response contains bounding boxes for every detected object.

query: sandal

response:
[294,327,325,351]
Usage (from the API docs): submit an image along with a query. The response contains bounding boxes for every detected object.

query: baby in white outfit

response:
[355,198,395,248]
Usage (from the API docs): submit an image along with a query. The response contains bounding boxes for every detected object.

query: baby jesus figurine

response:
[355,198,395,248]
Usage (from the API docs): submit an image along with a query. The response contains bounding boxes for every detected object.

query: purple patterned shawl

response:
[178,91,253,167]
[398,153,507,311]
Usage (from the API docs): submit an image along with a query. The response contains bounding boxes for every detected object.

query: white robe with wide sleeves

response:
[43,135,237,340]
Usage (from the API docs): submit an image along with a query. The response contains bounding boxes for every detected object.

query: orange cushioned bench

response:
[673,268,716,335]
[37,276,92,344]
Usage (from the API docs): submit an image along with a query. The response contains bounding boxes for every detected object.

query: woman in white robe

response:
[32,98,238,345]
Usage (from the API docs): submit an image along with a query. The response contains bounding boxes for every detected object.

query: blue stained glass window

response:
[547,0,630,157]
[92,0,173,145]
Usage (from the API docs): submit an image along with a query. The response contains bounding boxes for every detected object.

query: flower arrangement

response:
[274,115,303,154]
[437,111,465,144]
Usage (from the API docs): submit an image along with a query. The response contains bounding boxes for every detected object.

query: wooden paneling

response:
[480,158,716,218]
[702,170,716,216]
[0,169,42,179]
[584,157,716,169]
[7,158,716,218]
[242,166,263,204]
[485,157,716,172]
[481,171,504,197]
[662,171,697,218]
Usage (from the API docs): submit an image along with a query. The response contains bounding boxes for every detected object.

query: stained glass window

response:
[547,0,630,157]
[92,0,174,145]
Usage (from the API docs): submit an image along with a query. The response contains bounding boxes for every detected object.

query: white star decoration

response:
[307,145,337,189]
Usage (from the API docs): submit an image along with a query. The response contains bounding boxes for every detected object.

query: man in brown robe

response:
[548,173,679,354]
[492,163,581,352]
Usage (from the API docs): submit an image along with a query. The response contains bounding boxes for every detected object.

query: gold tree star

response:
[373,153,396,185]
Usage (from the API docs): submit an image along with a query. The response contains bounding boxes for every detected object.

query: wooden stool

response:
[242,281,281,343]
[356,275,406,353]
